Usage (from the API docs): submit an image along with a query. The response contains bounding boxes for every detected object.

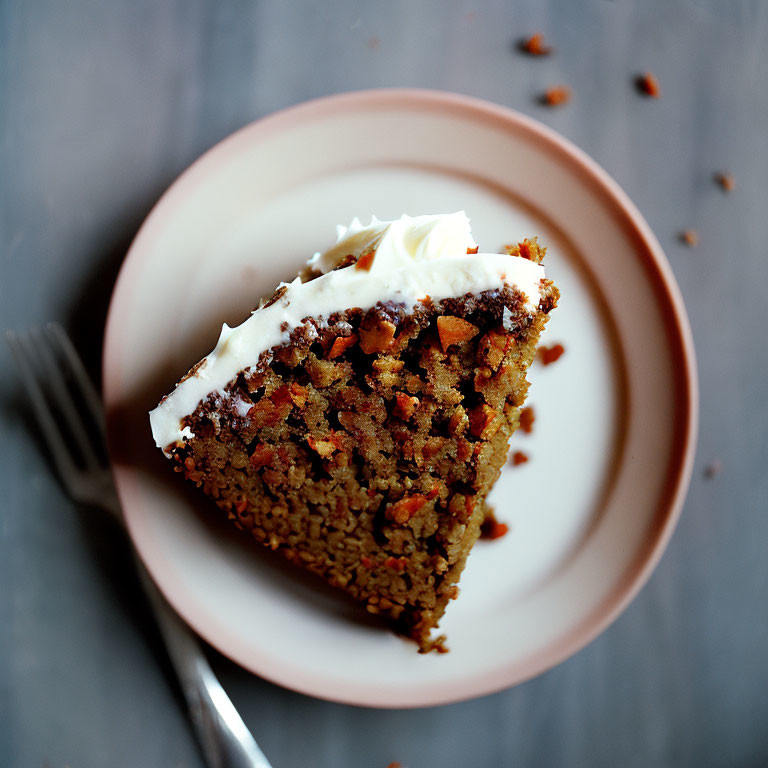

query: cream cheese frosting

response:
[150,212,545,450]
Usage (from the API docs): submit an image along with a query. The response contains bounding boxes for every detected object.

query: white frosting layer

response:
[150,212,545,450]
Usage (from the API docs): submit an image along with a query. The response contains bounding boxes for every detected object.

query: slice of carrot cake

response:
[150,212,558,651]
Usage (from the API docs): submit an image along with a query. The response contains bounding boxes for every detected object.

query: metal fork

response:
[6,323,272,768]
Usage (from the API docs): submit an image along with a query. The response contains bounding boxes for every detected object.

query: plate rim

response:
[103,87,699,708]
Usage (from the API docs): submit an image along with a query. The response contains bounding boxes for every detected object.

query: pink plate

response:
[103,89,698,708]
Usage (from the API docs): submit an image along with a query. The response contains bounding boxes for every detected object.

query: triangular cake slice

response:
[150,213,559,651]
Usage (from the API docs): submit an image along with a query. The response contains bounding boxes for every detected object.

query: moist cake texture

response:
[150,213,559,650]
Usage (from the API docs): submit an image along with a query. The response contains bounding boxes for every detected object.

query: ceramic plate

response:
[103,89,697,708]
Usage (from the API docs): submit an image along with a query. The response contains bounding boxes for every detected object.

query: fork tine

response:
[6,330,80,495]
[27,326,103,473]
[46,322,106,434]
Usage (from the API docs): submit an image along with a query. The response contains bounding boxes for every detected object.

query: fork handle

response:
[136,559,273,768]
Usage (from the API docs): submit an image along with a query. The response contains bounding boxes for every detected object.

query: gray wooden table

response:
[2,1,767,766]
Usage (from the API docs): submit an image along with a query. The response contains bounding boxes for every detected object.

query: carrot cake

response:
[150,212,559,651]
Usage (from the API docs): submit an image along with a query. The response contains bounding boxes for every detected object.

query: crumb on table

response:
[635,72,661,97]
[519,33,552,56]
[541,86,571,106]
[704,459,722,479]
[714,172,735,192]
[680,230,699,246]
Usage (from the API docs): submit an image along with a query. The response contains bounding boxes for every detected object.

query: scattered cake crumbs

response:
[539,343,565,365]
[511,451,529,466]
[714,172,735,192]
[519,406,535,434]
[635,72,661,98]
[480,510,509,540]
[541,86,571,107]
[704,459,722,479]
[519,33,552,56]
[680,230,699,247]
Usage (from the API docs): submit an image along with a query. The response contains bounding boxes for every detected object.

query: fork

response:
[6,323,272,768]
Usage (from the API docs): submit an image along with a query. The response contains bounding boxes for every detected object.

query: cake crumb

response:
[511,451,529,466]
[386,763,403,768]
[539,343,565,365]
[519,406,535,434]
[367,35,381,50]
[356,250,376,271]
[480,510,509,540]
[541,86,571,106]
[714,172,735,192]
[680,230,699,247]
[635,72,661,98]
[419,635,448,654]
[519,33,553,56]
[704,459,722,479]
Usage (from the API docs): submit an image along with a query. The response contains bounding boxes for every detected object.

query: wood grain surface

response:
[2,1,767,766]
